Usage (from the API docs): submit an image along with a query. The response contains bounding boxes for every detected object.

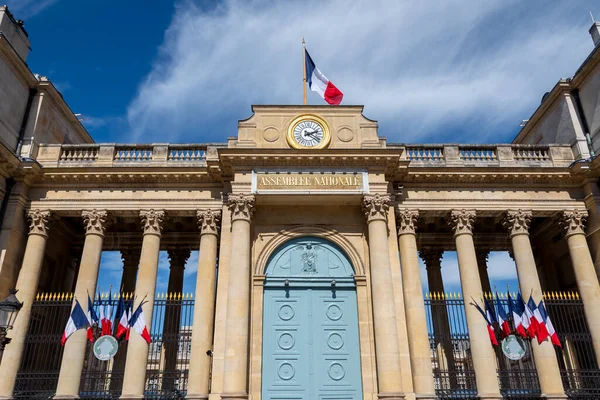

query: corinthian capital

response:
[503,210,532,238]
[419,248,443,269]
[228,194,255,222]
[82,210,109,236]
[140,209,165,235]
[396,209,419,235]
[449,210,476,236]
[362,194,390,223]
[197,209,221,235]
[560,210,588,237]
[27,209,53,237]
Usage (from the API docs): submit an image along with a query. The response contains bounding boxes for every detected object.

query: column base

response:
[415,395,437,400]
[186,394,209,400]
[221,393,248,400]
[378,392,406,400]
[477,394,502,400]
[119,395,144,400]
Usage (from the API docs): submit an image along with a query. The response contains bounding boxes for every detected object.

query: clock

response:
[286,114,331,149]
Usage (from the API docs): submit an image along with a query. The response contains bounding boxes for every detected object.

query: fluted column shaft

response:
[222,195,254,400]
[504,210,565,399]
[449,210,501,400]
[560,210,600,363]
[0,210,53,398]
[120,248,141,293]
[187,210,221,399]
[55,210,109,399]
[396,210,435,399]
[363,195,404,399]
[121,210,165,399]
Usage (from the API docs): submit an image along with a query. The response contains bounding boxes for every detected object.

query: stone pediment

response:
[230,105,385,149]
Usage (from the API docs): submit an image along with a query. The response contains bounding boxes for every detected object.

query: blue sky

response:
[7,0,598,297]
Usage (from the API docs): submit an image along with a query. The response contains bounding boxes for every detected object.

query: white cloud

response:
[127,0,598,144]
[4,0,60,19]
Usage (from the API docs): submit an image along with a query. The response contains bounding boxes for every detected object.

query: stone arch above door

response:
[255,226,365,276]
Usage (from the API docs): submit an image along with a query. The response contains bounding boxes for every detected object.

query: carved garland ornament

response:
[228,194,255,222]
[197,209,221,235]
[503,210,532,237]
[362,194,390,223]
[560,210,588,237]
[396,209,419,235]
[27,209,53,237]
[449,209,476,235]
[140,210,165,235]
[82,210,109,236]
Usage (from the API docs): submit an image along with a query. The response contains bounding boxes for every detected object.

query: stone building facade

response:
[0,5,599,400]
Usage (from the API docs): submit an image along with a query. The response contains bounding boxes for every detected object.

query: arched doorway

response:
[262,236,363,399]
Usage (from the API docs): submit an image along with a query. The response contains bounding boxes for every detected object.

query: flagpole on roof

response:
[302,37,307,105]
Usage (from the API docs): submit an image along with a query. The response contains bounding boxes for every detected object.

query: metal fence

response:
[13,292,195,400]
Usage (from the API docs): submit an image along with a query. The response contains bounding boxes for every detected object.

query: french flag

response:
[129,302,151,344]
[517,292,532,337]
[509,292,527,338]
[534,299,550,344]
[495,292,510,338]
[305,49,343,105]
[101,290,113,336]
[525,296,539,339]
[538,301,561,347]
[61,300,89,346]
[115,297,130,340]
[472,299,498,346]
[86,294,99,342]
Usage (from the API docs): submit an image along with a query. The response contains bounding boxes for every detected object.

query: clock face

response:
[293,120,324,147]
[286,115,331,149]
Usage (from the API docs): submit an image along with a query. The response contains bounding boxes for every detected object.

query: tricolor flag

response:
[472,299,498,346]
[305,49,343,105]
[538,301,561,347]
[86,293,99,342]
[509,292,527,338]
[495,292,510,338]
[125,305,132,341]
[517,292,532,337]
[129,302,151,344]
[525,296,539,339]
[534,299,550,344]
[101,289,113,336]
[115,297,130,340]
[61,299,89,346]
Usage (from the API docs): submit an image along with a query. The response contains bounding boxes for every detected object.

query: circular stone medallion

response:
[278,362,295,380]
[501,334,527,361]
[327,332,344,350]
[93,335,119,361]
[326,304,343,321]
[278,304,295,321]
[278,333,295,350]
[328,362,345,381]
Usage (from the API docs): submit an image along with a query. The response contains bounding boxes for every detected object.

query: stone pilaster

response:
[396,209,435,399]
[55,210,109,399]
[0,210,53,398]
[363,194,404,399]
[504,210,566,399]
[221,195,254,400]
[121,210,165,399]
[120,248,141,293]
[449,210,501,399]
[559,210,600,364]
[187,210,221,399]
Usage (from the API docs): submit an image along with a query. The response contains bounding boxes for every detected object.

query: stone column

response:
[475,249,492,295]
[120,248,141,293]
[504,210,566,399]
[55,210,109,399]
[187,210,221,399]
[396,209,435,399]
[162,247,191,391]
[0,210,53,398]
[420,248,457,389]
[560,210,600,363]
[449,210,501,400]
[221,195,254,400]
[121,210,165,399]
[362,194,404,399]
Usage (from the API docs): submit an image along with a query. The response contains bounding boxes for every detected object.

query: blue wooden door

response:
[262,237,363,400]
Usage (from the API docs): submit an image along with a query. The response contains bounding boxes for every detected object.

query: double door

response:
[262,285,363,400]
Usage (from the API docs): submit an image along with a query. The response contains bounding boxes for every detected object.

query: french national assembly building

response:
[2,5,600,400]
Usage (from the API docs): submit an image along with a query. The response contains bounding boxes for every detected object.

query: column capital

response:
[167,247,191,268]
[228,194,255,222]
[197,209,221,236]
[503,209,532,238]
[82,209,109,236]
[419,248,443,269]
[362,193,390,223]
[560,209,588,237]
[140,209,165,236]
[27,209,53,237]
[396,208,418,235]
[121,248,141,268]
[448,209,476,236]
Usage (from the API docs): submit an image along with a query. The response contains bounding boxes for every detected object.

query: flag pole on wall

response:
[302,37,307,105]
